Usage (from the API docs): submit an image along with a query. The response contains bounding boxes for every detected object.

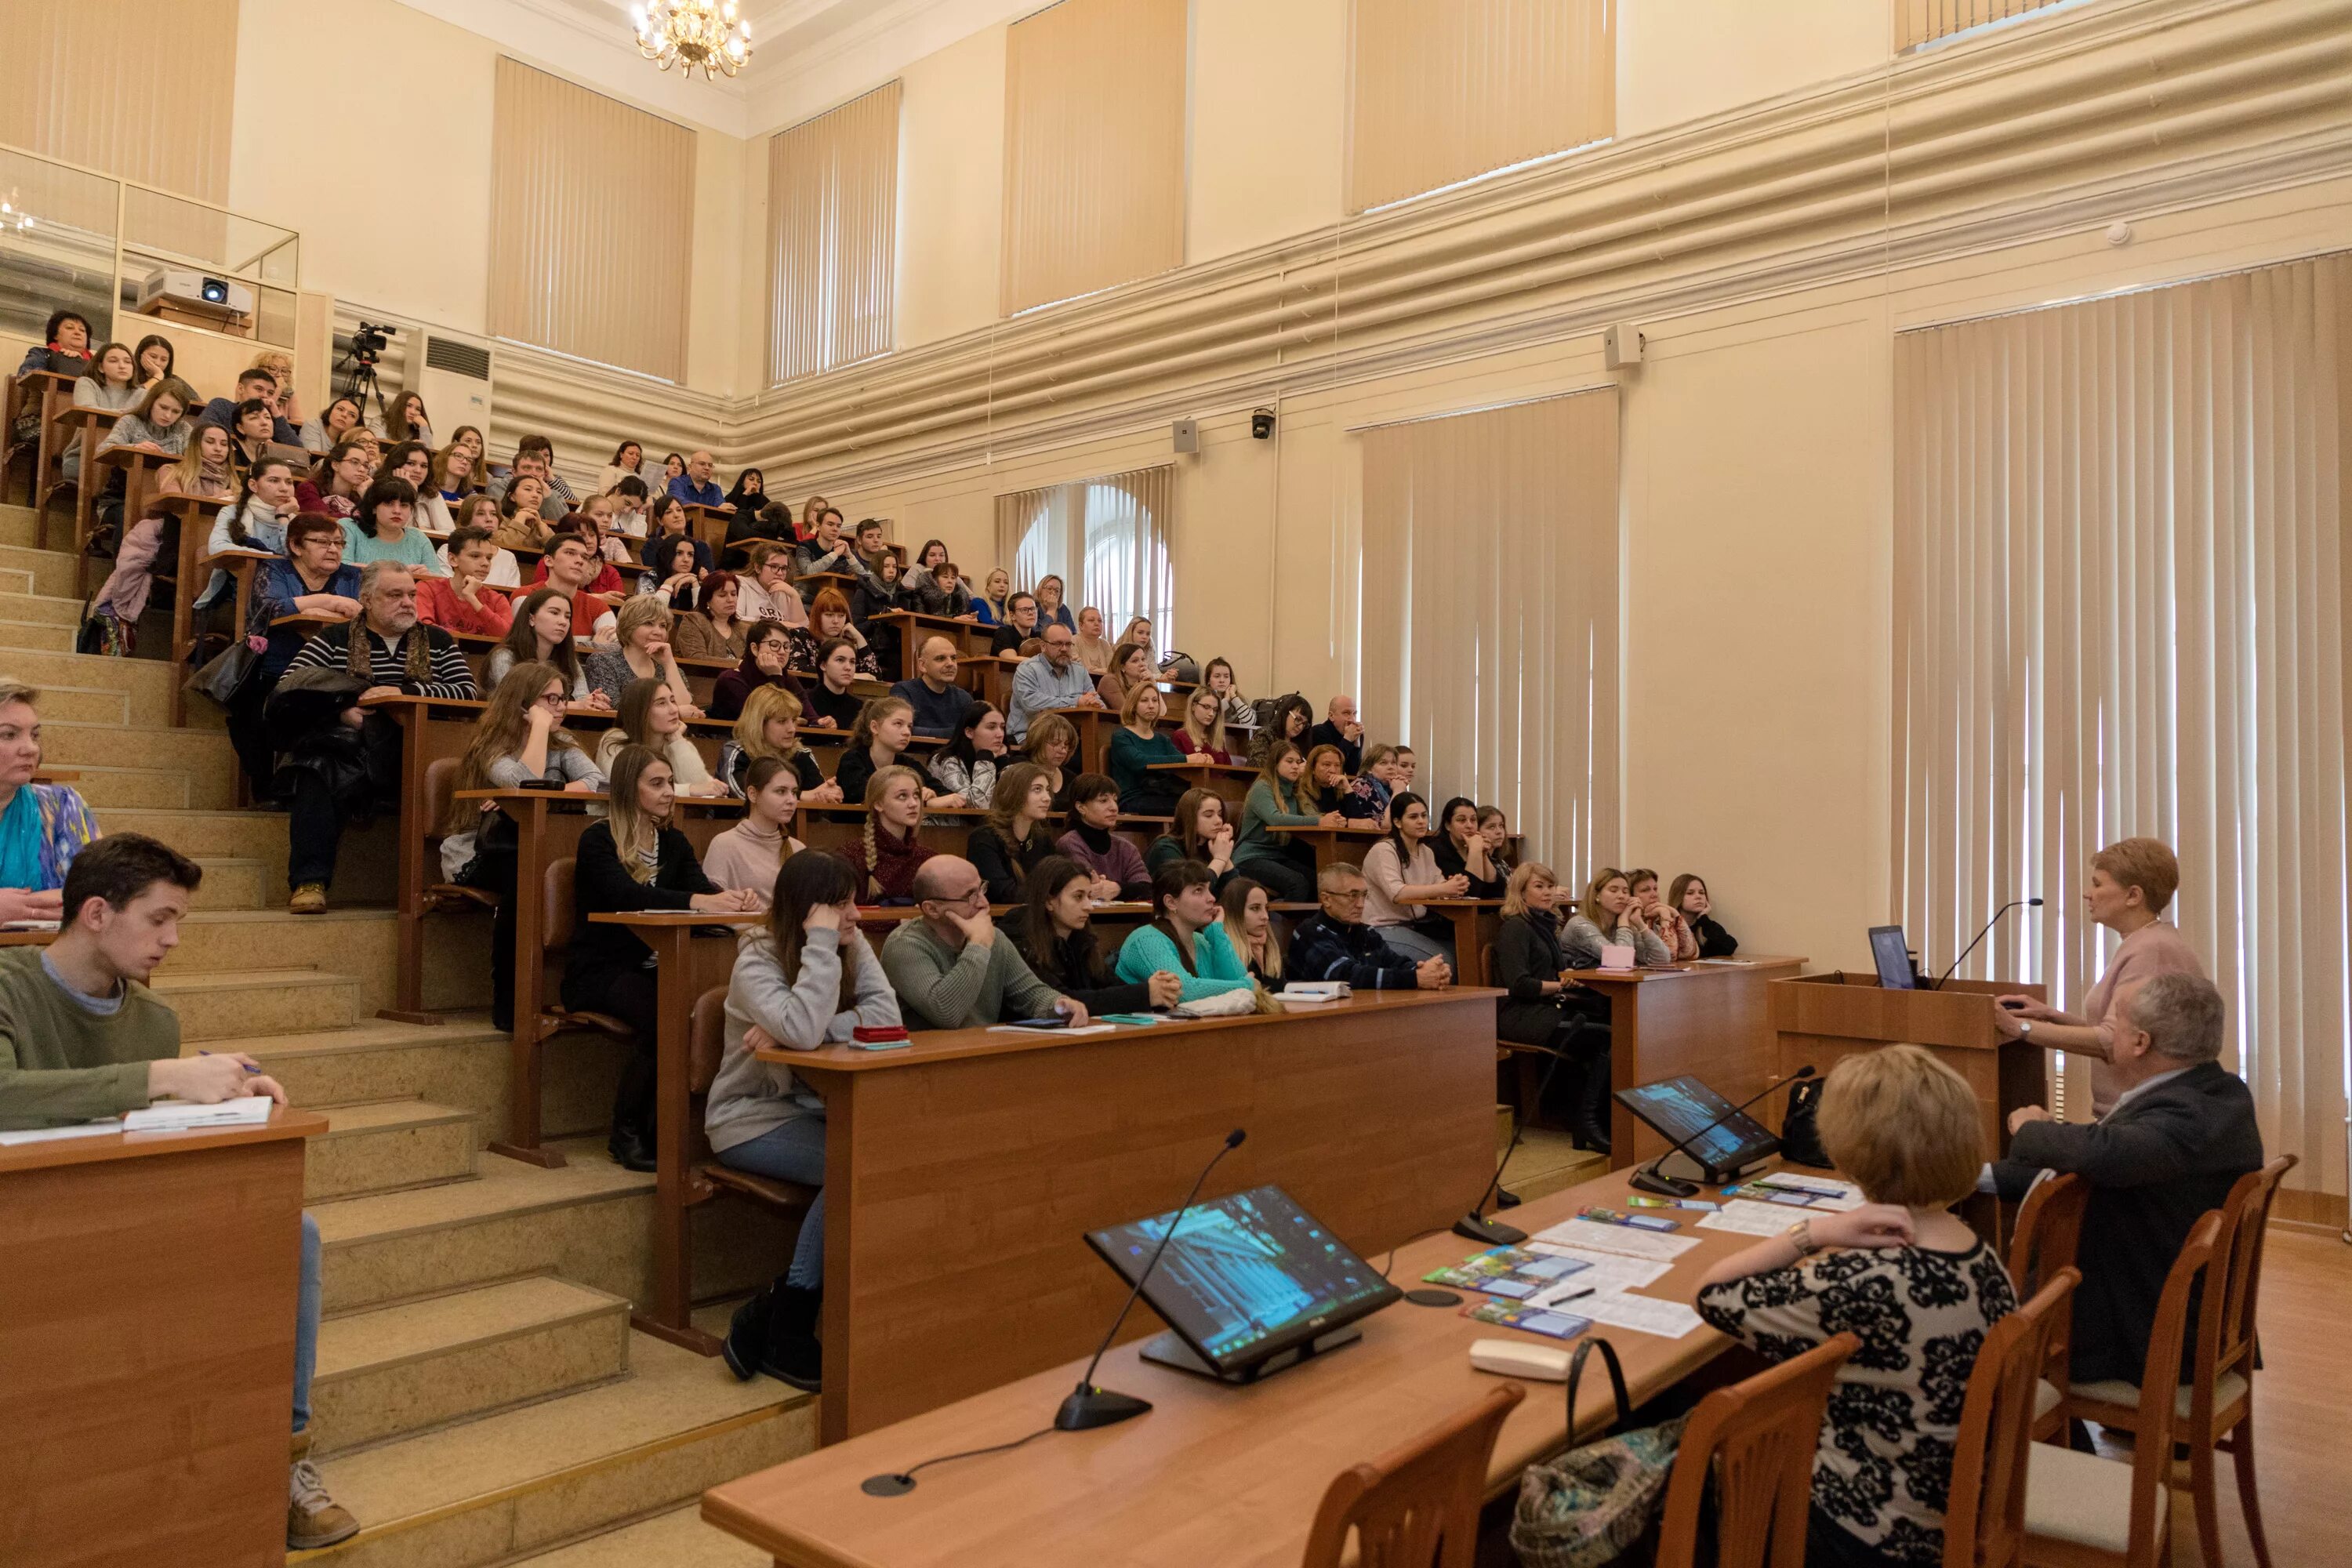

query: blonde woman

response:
[1562,867,1671,970]
[567,743,757,1169]
[593,677,724,796]
[717,683,833,800]
[832,695,930,808]
[1073,605,1113,675]
[1219,876,1283,984]
[840,764,934,904]
[1495,862,1611,1150]
[1174,686,1231,764]
[975,567,1012,626]
[1106,682,1184,815]
[582,595,699,714]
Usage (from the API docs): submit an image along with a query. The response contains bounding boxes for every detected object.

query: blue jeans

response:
[295,1210,320,1433]
[1376,924,1452,966]
[715,1116,827,1290]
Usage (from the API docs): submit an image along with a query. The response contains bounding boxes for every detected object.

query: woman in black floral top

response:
[1694,1045,2016,1567]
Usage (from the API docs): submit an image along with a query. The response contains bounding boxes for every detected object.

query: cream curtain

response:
[1896,0,2071,50]
[994,465,1177,644]
[1000,0,1187,317]
[1347,0,1613,215]
[489,58,695,383]
[1359,390,1621,877]
[1893,254,2350,1192]
[0,0,238,204]
[767,82,901,386]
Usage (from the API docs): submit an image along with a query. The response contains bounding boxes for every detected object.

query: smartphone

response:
[1008,1015,1071,1030]
[1998,996,2031,1011]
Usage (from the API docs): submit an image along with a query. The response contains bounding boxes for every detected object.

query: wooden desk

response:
[703,1160,1757,1566]
[681,502,736,553]
[1771,975,2049,1163]
[1422,898,1504,985]
[89,445,175,583]
[1274,822,1388,873]
[0,1108,325,1567]
[873,611,992,681]
[768,988,1503,1443]
[55,405,122,567]
[10,370,76,536]
[1045,705,1185,775]
[1566,956,1809,1167]
[1145,757,1257,810]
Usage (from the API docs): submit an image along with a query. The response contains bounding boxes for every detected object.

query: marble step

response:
[0,541,80,599]
[50,760,218,811]
[506,1504,765,1567]
[0,647,181,724]
[188,855,268,909]
[0,616,76,652]
[19,678,131,724]
[296,1327,810,1568]
[148,964,361,1040]
[37,717,238,773]
[308,1099,477,1201]
[311,1276,631,1457]
[0,587,85,626]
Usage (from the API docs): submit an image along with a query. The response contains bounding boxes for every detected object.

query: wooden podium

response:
[1769,976,2049,1162]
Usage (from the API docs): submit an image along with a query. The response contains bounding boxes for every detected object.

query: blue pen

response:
[198,1051,261,1073]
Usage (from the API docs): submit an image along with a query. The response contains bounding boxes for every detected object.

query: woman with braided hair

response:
[838,764,933,905]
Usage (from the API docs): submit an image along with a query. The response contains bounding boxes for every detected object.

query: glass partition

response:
[0,146,117,344]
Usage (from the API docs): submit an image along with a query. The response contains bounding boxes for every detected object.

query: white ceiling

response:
[397,0,1039,138]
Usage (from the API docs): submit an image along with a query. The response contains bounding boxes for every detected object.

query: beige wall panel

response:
[1618,0,1889,140]
[1189,0,1347,263]
[896,26,1010,350]
[690,127,751,398]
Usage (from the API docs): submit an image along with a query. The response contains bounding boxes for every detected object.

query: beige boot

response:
[289,1428,359,1550]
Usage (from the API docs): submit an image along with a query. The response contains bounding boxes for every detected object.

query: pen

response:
[1550,1286,1595,1305]
[198,1051,261,1073]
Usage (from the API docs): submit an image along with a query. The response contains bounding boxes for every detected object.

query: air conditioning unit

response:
[132,267,255,327]
[415,331,494,432]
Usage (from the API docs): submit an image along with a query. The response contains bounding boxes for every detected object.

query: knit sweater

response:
[1105,726,1185,815]
[0,946,180,1128]
[879,919,1065,1029]
[1115,920,1254,1004]
[1235,779,1320,865]
[1054,825,1150,900]
[705,927,899,1152]
[701,819,802,898]
[840,821,934,904]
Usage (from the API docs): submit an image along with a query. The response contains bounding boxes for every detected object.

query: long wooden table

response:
[1566,956,1809,1167]
[703,1160,1760,1566]
[0,1107,326,1567]
[764,989,1504,1443]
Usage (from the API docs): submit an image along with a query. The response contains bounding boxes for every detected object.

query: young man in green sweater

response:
[0,833,358,1551]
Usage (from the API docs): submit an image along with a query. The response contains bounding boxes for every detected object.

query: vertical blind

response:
[1359,390,1621,877]
[994,465,1178,648]
[1346,0,1614,215]
[489,58,695,383]
[1896,0,2072,50]
[0,0,238,205]
[767,82,901,387]
[1893,254,2350,1192]
[1000,0,1188,317]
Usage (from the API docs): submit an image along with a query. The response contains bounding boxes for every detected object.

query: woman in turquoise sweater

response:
[1232,739,1332,902]
[1105,682,1185,815]
[1115,858,1256,1004]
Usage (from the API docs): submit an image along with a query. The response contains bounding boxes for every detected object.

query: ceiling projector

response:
[133,267,253,318]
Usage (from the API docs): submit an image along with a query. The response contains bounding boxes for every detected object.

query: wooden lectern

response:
[1770,975,2049,1163]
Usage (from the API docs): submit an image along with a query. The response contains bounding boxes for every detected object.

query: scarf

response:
[0,786,45,891]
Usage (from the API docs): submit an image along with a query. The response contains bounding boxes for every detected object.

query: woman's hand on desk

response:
[1995,993,2055,1022]
[691,888,761,915]
[1146,971,1182,1008]
[0,887,62,923]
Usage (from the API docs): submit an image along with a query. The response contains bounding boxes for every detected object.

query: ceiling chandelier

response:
[630,1,752,80]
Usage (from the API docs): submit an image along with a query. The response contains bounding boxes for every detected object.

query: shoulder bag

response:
[1509,1337,1687,1568]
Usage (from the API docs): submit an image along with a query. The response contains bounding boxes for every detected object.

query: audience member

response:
[644,495,714,574]
[443,495,521,586]
[594,678,722,795]
[987,592,1040,656]
[974,568,1012,626]
[916,559,976,621]
[1034,574,1076,633]
[441,663,604,1027]
[1096,641,1154,711]
[791,588,880,677]
[736,543,808,629]
[0,684,99,922]
[710,849,898,1390]
[841,765,935,903]
[570,744,758,1170]
[1432,797,1505,898]
[846,518,897,597]
[132,332,174,386]
[789,510,859,601]
[223,397,284,481]
[1308,695,1365,774]
[597,440,648,498]
[342,477,448,579]
[1494,863,1611,1151]
[1173,688,1232,763]
[94,376,197,486]
[967,762,1059,902]
[585,597,700,714]
[1562,867,1671,969]
[382,441,448,534]
[1307,742,1386,826]
[199,366,298,445]
[416,526,514,637]
[1147,789,1236,892]
[1991,971,2261,1385]
[880,857,1087,1029]
[720,466,766,520]
[1670,873,1737,956]
[1220,876,1283,984]
[533,519,626,597]
[1007,622,1102,741]
[429,443,479,511]
[672,570,746,662]
[1107,684,1185,815]
[490,474,555,553]
[1251,692,1312,764]
[1116,859,1257,1005]
[643,535,706,606]
[61,339,140,481]
[298,441,371,521]
[1008,855,1177,1015]
[384,391,434,449]
[1202,657,1253,742]
[1697,1046,2018,1568]
[1232,739,1327,902]
[833,696,927,805]
[1478,806,1517,877]
[88,423,236,648]
[660,452,687,490]
[670,450,728,509]
[1993,837,2205,1116]
[702,757,807,900]
[535,533,619,642]
[928,702,1007,809]
[1018,712,1080,810]
[1074,605,1113,674]
[891,636,980,739]
[1054,773,1149,900]
[1626,867,1699,960]
[718,686,834,800]
[0,833,358,1549]
[802,640,866,729]
[1288,862,1450,990]
[488,587,601,707]
[849,554,906,664]
[15,307,93,384]
[299,394,364,455]
[229,514,362,787]
[1362,792,1466,964]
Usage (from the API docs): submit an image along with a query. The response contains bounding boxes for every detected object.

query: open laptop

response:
[1868,924,1918,990]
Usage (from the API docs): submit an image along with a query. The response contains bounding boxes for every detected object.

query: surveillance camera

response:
[1250,408,1275,440]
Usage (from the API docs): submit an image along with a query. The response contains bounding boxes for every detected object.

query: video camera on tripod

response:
[337,320,397,426]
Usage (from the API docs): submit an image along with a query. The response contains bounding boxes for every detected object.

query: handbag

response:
[186,636,261,708]
[1778,1076,1834,1168]
[1510,1338,1686,1568]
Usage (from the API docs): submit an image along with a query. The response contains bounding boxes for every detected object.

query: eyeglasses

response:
[1324,887,1369,903]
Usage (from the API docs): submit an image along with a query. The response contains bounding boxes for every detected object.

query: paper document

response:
[1697,1200,1817,1237]
[0,1117,125,1146]
[124,1096,274,1133]
[1572,1292,1706,1339]
[1523,1243,1673,1294]
[1530,1218,1700,1261]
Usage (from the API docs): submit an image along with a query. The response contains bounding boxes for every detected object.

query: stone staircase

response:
[0,503,809,1566]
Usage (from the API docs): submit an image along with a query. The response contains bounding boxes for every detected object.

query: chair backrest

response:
[1299,1383,1524,1568]
[1654,1332,1859,1568]
[1480,942,1497,985]
[2199,1154,2296,1404]
[423,757,459,844]
[2005,1172,2089,1391]
[689,985,728,1095]
[2118,1210,2223,1564]
[1943,1269,2078,1568]
[543,856,575,950]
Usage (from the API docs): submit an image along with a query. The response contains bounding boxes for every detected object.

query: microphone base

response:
[1451,1213,1529,1247]
[1053,1385,1152,1432]
[1403,1287,1463,1308]
[1628,1165,1701,1200]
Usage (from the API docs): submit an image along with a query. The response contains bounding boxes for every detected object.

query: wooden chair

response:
[1300,1382,1523,1568]
[2005,1172,2090,1440]
[1483,940,1547,1120]
[1654,1331,1859,1568]
[419,758,499,916]
[682,985,817,1307]
[537,856,635,1044]
[2020,1211,2223,1567]
[1945,1269,2081,1568]
[2063,1155,2295,1568]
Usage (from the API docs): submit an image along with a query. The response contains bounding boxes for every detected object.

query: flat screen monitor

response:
[1613,1075,1782,1178]
[1082,1184,1399,1377]
[1869,925,1917,990]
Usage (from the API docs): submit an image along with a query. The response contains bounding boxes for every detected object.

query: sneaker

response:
[288,1434,359,1550]
[289,884,328,915]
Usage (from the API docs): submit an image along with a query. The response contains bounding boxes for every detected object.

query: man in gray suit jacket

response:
[1992,971,2263,1386]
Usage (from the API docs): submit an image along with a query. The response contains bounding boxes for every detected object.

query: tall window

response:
[1893,253,2350,1176]
[488,59,695,383]
[1000,0,1188,315]
[1359,390,1621,874]
[994,466,1176,649]
[767,83,901,385]
[1896,0,2075,50]
[1346,0,1614,213]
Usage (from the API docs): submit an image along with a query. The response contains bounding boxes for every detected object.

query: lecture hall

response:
[1,0,2347,1564]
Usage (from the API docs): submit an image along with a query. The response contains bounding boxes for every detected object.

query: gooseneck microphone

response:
[1450,1038,1578,1252]
[1932,898,2044,990]
[1054,1127,1247,1432]
[1629,1066,1817,1199]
